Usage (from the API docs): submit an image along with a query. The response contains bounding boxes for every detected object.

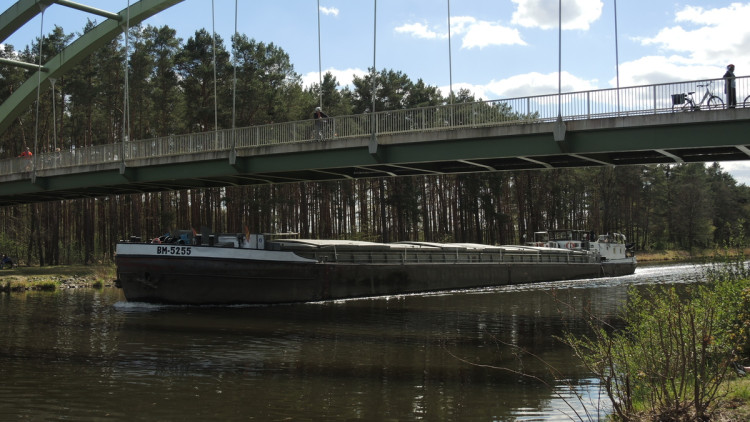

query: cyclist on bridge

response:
[313,107,330,141]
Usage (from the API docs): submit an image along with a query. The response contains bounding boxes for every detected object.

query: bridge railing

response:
[1,76,747,177]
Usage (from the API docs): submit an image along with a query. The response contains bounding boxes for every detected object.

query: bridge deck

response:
[2,78,750,205]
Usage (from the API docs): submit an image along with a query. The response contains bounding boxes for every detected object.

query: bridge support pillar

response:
[553,115,568,152]
[369,133,381,161]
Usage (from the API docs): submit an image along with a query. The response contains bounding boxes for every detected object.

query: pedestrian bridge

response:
[1,77,750,206]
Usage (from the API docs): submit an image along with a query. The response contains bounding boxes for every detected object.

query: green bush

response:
[731,288,750,358]
[563,247,750,421]
[705,243,750,363]
[565,284,733,421]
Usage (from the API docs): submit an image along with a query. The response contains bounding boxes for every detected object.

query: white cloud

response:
[612,56,723,87]
[395,16,525,49]
[459,20,526,49]
[716,162,750,186]
[511,0,603,30]
[439,82,492,101]
[449,71,598,100]
[395,22,441,40]
[319,6,339,17]
[490,71,597,97]
[639,3,750,68]
[301,67,368,89]
[450,16,477,35]
[615,4,750,88]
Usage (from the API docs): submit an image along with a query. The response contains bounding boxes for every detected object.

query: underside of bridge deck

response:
[2,110,750,206]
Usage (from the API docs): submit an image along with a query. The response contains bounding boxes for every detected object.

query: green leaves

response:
[564,267,749,420]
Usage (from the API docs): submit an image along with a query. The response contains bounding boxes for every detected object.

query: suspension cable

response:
[317,0,323,109]
[122,0,131,164]
[212,0,218,140]
[614,0,620,114]
[33,6,47,177]
[371,0,377,115]
[50,78,57,152]
[369,0,377,152]
[231,0,238,152]
[447,0,453,104]
[557,0,562,118]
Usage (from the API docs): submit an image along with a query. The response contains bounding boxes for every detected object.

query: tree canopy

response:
[1,24,749,265]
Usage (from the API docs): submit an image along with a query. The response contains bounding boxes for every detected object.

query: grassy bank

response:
[717,376,750,421]
[0,264,116,292]
[636,247,750,263]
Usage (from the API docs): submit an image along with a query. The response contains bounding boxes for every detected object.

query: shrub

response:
[564,284,733,421]
[563,230,750,420]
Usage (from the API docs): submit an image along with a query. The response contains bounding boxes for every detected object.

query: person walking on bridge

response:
[724,64,736,109]
[313,106,329,141]
[18,146,32,171]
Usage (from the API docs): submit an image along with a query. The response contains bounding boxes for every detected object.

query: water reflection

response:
[0,262,708,421]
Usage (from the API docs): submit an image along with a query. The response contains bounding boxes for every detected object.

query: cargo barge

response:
[114,231,636,305]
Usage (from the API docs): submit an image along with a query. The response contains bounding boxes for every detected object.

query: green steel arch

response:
[0,0,55,43]
[0,0,184,135]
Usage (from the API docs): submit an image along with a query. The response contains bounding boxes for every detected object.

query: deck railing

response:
[304,249,596,264]
[1,76,746,177]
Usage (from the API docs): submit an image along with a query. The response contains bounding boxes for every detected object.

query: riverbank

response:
[0,264,116,292]
[636,247,750,263]
[1,247,746,290]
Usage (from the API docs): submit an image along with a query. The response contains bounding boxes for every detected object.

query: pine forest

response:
[1,24,749,266]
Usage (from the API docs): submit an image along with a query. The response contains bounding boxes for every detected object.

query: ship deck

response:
[269,239,599,265]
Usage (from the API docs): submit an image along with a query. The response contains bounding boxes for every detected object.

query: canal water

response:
[0,262,706,421]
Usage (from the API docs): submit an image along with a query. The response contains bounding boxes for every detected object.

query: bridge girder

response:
[0,0,55,43]
[0,0,184,136]
[3,110,750,206]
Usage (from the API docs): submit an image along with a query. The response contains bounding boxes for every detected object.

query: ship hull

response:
[115,243,636,305]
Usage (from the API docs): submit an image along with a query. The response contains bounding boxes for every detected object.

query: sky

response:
[3,0,750,182]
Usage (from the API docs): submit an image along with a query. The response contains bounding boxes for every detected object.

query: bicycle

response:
[671,81,724,112]
[313,117,335,141]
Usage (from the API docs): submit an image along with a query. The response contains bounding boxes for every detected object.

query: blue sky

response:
[3,0,750,182]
